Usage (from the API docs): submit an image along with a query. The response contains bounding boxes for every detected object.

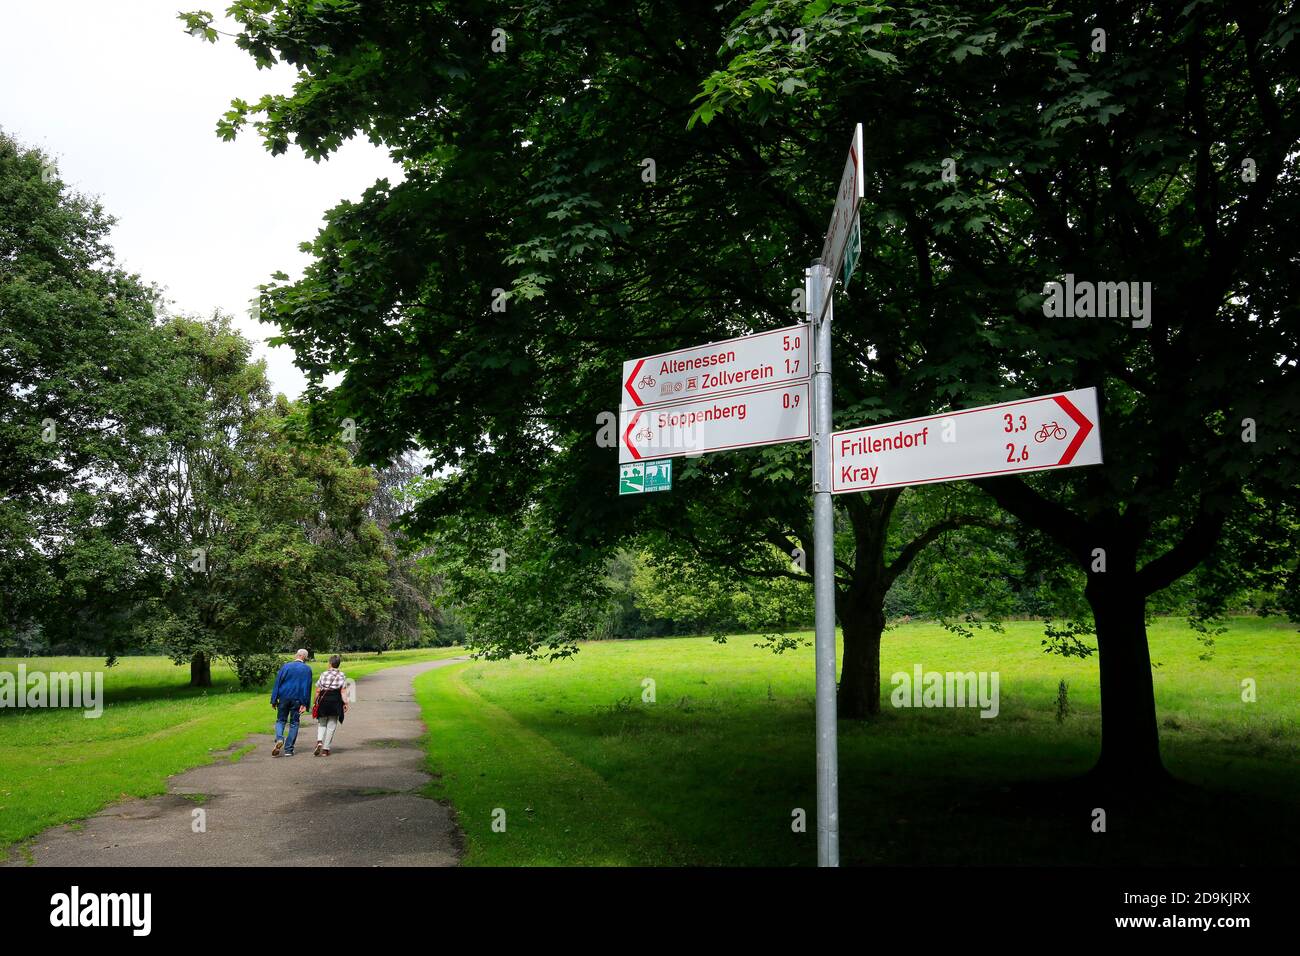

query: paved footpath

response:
[8,658,466,867]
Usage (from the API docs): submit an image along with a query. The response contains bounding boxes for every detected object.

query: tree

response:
[0,128,179,648]
[134,315,392,685]
[338,451,437,652]
[631,535,813,639]
[694,0,1300,779]
[410,477,612,660]
[188,2,1298,754]
[183,0,1034,717]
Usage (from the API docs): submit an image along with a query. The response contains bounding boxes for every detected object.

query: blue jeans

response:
[274,699,305,751]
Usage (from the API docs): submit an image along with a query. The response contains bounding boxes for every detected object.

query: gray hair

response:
[295,649,309,660]
[329,655,341,668]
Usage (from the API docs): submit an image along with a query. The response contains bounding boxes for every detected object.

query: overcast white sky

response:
[0,0,402,399]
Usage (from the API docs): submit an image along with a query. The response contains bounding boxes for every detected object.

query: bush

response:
[231,653,282,688]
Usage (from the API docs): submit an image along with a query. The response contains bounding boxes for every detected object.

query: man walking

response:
[270,649,313,757]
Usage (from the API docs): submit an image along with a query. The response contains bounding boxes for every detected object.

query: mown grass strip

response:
[415,662,690,866]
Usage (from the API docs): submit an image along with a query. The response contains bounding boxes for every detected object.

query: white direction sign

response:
[619,381,810,464]
[819,123,864,316]
[831,387,1102,494]
[622,325,810,410]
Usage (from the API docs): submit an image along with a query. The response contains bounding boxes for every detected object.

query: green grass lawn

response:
[414,617,1299,866]
[0,647,464,858]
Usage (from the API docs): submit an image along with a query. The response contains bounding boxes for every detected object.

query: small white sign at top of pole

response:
[818,123,864,321]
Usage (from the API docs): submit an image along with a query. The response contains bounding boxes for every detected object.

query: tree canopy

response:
[180,0,1300,776]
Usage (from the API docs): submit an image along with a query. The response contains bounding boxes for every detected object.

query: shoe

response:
[314,742,323,756]
[272,740,283,757]
[323,749,330,756]
[284,750,295,757]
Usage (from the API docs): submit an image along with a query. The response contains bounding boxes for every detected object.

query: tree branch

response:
[1135,503,1227,596]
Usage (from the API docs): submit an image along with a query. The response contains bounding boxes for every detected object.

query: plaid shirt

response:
[317,668,347,691]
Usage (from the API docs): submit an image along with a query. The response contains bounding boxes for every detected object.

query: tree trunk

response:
[838,596,885,718]
[1085,573,1168,784]
[190,651,212,688]
[975,478,1183,786]
[833,490,900,720]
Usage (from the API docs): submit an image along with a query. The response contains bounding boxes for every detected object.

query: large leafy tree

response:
[0,129,180,647]
[694,0,1300,780]
[134,316,393,684]
[183,0,1038,719]
[1,128,402,674]
[338,450,438,652]
[186,2,1298,771]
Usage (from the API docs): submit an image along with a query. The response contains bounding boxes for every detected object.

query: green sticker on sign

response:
[643,459,672,492]
[619,463,645,495]
[620,459,671,495]
[842,215,861,288]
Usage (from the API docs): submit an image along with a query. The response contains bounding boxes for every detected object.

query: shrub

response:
[231,653,282,688]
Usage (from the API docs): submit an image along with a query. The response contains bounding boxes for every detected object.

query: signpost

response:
[806,123,867,867]
[831,388,1102,494]
[619,381,810,464]
[818,123,864,320]
[807,262,839,868]
[612,123,1102,869]
[622,324,810,409]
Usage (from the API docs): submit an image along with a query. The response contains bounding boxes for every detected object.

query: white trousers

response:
[316,717,339,748]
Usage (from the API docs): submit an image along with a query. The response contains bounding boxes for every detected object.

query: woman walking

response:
[312,655,349,756]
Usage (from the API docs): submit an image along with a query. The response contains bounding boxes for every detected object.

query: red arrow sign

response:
[624,360,645,407]
[623,410,643,461]
[830,387,1102,494]
[621,325,809,410]
[618,382,811,464]
[1054,394,1093,465]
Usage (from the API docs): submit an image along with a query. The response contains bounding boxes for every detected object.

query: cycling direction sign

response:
[830,387,1102,495]
[619,381,810,464]
[622,325,810,409]
[818,123,864,318]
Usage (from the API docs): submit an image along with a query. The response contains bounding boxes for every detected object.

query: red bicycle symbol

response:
[635,427,652,443]
[1034,421,1067,442]
[637,374,656,388]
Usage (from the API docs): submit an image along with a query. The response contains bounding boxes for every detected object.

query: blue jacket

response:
[271,660,313,706]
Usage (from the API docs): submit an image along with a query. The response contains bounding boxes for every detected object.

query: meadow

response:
[0,647,463,857]
[414,617,1298,866]
[3,619,1295,867]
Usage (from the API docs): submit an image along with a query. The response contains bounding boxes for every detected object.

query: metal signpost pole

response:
[808,261,840,867]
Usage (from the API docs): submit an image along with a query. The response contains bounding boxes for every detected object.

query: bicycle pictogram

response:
[1034,421,1068,443]
[635,426,653,443]
[638,374,656,388]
